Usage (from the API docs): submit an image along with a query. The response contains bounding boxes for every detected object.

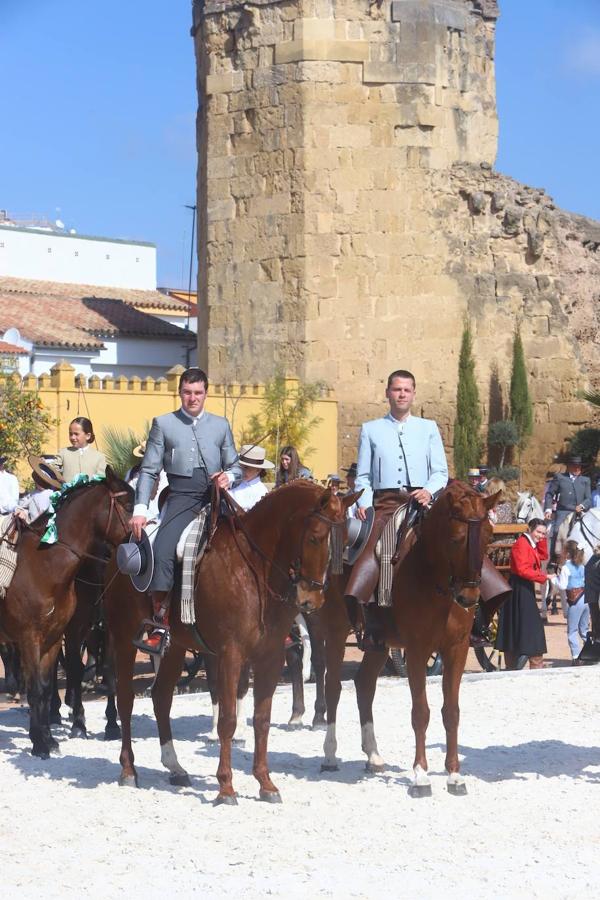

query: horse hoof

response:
[31,746,50,760]
[365,762,385,774]
[69,724,87,739]
[169,773,191,787]
[104,724,122,742]
[320,763,339,773]
[214,793,238,806]
[408,784,432,798]
[447,782,468,796]
[259,790,282,804]
[311,721,327,732]
[287,719,303,729]
[119,773,139,788]
[49,713,62,726]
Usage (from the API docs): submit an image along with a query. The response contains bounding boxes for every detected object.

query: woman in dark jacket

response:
[495,518,555,669]
[275,445,312,487]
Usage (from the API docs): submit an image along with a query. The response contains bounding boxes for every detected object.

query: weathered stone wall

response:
[193,0,599,486]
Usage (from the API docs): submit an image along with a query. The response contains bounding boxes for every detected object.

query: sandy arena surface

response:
[1,666,599,899]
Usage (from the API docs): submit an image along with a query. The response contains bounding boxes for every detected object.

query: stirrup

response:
[132,618,171,657]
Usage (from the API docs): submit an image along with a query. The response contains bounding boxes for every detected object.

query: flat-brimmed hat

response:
[567,455,582,465]
[342,463,358,478]
[467,468,481,478]
[28,454,64,491]
[344,507,375,566]
[116,530,154,593]
[133,441,147,458]
[327,473,341,483]
[238,444,275,470]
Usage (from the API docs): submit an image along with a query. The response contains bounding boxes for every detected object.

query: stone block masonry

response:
[193,0,599,485]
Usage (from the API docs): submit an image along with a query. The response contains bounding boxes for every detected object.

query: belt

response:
[374,487,421,497]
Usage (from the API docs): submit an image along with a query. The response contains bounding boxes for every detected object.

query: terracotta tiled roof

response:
[0,276,190,311]
[0,340,28,355]
[0,290,196,352]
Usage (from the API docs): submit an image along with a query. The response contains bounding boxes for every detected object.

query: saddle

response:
[0,514,20,599]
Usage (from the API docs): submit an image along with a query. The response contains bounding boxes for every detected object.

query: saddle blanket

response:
[374,502,409,607]
[178,505,211,626]
[0,514,18,599]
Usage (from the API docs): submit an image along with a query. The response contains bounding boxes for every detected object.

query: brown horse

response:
[105,480,358,804]
[319,481,498,796]
[0,470,132,758]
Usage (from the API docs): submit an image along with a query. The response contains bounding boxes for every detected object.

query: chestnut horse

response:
[319,481,498,796]
[105,480,357,804]
[0,469,132,758]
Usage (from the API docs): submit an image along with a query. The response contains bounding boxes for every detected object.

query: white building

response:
[0,221,156,291]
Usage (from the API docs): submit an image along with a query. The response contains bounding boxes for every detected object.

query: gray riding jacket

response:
[134,409,241,512]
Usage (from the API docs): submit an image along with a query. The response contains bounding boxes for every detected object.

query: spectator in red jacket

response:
[495,518,556,669]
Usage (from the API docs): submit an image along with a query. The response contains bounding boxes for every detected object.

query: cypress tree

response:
[509,326,533,449]
[453,320,482,479]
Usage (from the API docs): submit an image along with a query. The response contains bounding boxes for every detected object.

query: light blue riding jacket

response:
[355,413,449,509]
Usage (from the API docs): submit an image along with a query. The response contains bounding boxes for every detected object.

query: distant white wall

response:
[0,226,156,290]
[30,336,192,380]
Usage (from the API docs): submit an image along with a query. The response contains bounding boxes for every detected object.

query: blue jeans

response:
[567,597,590,658]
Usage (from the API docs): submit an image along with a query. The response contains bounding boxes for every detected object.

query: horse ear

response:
[320,487,333,508]
[483,490,502,511]
[342,490,362,511]
[105,465,120,487]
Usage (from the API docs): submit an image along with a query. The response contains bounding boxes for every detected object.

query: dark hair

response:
[565,540,584,564]
[527,518,546,533]
[387,369,416,389]
[70,416,95,443]
[279,445,302,483]
[179,367,208,391]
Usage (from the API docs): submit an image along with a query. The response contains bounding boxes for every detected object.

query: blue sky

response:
[1,0,599,287]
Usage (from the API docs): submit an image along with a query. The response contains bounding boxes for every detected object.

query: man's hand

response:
[129,515,147,541]
[575,504,584,514]
[356,506,369,521]
[544,510,552,521]
[411,488,432,507]
[212,471,231,491]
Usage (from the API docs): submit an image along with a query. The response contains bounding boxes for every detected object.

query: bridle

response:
[443,509,489,609]
[40,486,131,565]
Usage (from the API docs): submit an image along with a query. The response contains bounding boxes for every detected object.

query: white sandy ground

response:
[1,668,599,900]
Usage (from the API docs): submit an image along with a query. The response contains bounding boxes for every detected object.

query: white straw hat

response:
[238,445,275,470]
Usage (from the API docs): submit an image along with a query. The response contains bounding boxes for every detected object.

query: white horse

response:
[556,509,600,564]
[516,491,544,523]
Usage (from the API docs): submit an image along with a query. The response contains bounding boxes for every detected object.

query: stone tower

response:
[193,0,599,480]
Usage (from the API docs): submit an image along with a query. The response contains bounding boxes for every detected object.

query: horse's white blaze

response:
[361,723,384,767]
[413,764,431,787]
[323,722,338,767]
[447,771,465,788]
[160,740,187,776]
[207,703,219,742]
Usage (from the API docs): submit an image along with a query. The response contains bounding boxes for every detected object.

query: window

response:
[47,247,52,253]
[105,254,110,260]
[74,251,79,257]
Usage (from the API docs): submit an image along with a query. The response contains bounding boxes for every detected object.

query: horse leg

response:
[151,644,190,786]
[309,615,327,730]
[252,652,284,803]
[215,646,244,805]
[405,648,432,797]
[440,639,470,796]
[21,637,55,758]
[286,643,305,727]
[233,662,251,747]
[203,653,220,742]
[115,640,138,787]
[64,620,87,738]
[321,620,347,772]
[355,648,388,773]
[101,639,121,740]
[49,657,62,725]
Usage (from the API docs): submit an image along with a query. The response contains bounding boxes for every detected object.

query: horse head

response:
[423,482,497,610]
[285,484,358,614]
[101,467,134,546]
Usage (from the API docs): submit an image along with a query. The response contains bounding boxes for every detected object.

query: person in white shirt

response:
[229,444,274,511]
[0,456,20,514]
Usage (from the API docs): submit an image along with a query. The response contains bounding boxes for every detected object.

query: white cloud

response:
[565,28,600,76]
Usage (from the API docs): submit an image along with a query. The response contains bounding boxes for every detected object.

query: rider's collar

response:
[179,407,205,424]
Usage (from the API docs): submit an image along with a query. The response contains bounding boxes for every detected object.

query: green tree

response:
[453,321,482,479]
[488,419,519,469]
[0,376,56,469]
[509,326,533,449]
[568,427,600,466]
[240,373,326,478]
[101,423,149,479]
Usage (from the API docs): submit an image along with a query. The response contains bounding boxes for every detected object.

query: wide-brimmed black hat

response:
[342,463,357,477]
[116,530,154,593]
[567,455,583,465]
[344,507,375,566]
[28,454,64,491]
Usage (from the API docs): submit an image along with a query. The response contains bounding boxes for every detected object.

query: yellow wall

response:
[10,362,338,481]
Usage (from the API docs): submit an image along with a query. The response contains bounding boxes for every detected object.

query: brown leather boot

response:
[138,591,170,655]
